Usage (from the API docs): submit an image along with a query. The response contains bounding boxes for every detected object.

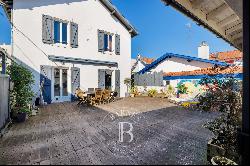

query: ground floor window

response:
[54,68,60,96]
[54,68,69,98]
[62,69,68,96]
[105,72,112,90]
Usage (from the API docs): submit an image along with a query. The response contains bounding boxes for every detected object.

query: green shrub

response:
[7,62,34,113]
[161,85,175,98]
[200,77,242,162]
[176,83,188,94]
[148,88,157,97]
[129,86,139,95]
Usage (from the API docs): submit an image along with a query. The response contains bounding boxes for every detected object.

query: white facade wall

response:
[135,57,215,91]
[151,57,213,73]
[12,0,132,101]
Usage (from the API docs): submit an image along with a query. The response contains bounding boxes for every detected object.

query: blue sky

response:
[0,1,235,59]
[0,7,11,45]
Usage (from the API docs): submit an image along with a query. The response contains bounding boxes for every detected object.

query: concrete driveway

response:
[0,97,218,165]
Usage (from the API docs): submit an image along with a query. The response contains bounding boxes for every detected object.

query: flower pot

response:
[211,156,237,165]
[207,139,226,162]
[179,93,188,98]
[130,94,135,98]
[16,112,27,123]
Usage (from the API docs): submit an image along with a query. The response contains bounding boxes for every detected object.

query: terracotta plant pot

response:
[179,93,188,98]
[211,156,237,165]
[207,139,226,162]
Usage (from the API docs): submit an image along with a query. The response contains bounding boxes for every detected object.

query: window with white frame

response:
[54,21,68,44]
[104,33,113,52]
[98,30,118,54]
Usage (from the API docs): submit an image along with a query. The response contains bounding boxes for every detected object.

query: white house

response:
[136,42,228,90]
[131,54,154,73]
[11,0,138,103]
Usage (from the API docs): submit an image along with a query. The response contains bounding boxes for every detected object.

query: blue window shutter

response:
[54,21,60,43]
[104,33,108,51]
[62,23,67,44]
[40,65,52,104]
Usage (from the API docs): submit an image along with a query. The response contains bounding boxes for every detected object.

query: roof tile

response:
[210,50,242,63]
[164,66,243,77]
[141,57,155,64]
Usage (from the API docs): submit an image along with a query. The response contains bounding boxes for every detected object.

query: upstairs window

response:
[104,34,109,51]
[42,15,73,46]
[54,21,61,43]
[53,20,68,44]
[62,23,67,44]
[109,35,112,52]
[98,30,114,53]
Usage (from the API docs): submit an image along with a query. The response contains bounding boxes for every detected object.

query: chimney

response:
[137,54,141,60]
[198,41,209,59]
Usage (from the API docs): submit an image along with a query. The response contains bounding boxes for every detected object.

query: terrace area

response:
[0,97,219,165]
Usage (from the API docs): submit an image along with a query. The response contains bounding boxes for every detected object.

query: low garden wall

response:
[0,74,10,130]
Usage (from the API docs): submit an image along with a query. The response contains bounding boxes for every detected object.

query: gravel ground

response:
[0,97,219,165]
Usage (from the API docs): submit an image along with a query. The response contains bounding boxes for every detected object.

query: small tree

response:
[7,62,34,113]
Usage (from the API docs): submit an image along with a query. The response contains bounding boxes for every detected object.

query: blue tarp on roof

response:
[138,52,229,74]
[163,73,243,80]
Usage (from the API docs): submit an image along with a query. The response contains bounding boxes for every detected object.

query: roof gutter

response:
[99,0,139,37]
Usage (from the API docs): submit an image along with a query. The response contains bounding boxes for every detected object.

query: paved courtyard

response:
[0,97,218,165]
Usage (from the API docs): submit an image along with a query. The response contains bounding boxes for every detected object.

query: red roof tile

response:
[141,57,155,64]
[209,50,242,63]
[164,66,243,77]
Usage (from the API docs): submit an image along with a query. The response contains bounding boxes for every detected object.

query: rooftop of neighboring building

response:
[141,57,155,65]
[209,50,242,64]
[164,66,243,77]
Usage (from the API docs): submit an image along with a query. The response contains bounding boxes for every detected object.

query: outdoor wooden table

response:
[84,92,95,104]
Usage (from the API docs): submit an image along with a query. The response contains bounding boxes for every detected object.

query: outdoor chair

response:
[90,89,103,105]
[95,88,102,91]
[88,88,95,93]
[110,91,118,102]
[102,89,111,104]
[75,88,87,105]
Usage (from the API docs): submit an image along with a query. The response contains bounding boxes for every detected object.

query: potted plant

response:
[211,156,237,165]
[147,88,157,97]
[176,83,188,98]
[162,85,175,98]
[15,107,31,122]
[124,78,131,97]
[129,86,138,97]
[7,62,34,123]
[199,77,242,163]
